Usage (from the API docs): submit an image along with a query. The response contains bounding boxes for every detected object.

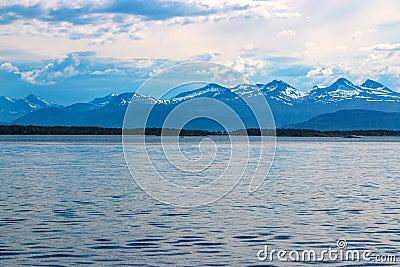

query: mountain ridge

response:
[285,109,400,131]
[3,78,400,129]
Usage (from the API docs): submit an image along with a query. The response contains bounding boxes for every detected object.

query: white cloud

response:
[0,53,172,86]
[306,66,334,78]
[276,29,296,37]
[227,56,264,76]
[361,43,400,51]
[0,0,106,9]
[0,0,302,46]
[0,62,19,73]
[1,0,400,92]
[91,68,126,76]
[351,29,377,40]
[128,59,156,69]
[0,15,146,45]
[18,53,82,85]
[188,53,218,62]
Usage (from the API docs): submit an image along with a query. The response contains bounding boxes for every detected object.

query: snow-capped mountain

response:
[92,92,156,106]
[307,78,400,104]
[170,80,307,106]
[167,78,398,107]
[65,92,156,112]
[231,84,261,97]
[260,80,307,105]
[308,78,359,103]
[4,78,400,128]
[358,79,400,101]
[90,93,120,106]
[0,94,52,122]
[25,94,52,109]
[172,83,237,102]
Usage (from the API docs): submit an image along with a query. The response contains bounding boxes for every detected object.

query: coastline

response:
[1,125,400,137]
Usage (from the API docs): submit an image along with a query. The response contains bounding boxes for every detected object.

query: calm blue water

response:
[0,136,399,266]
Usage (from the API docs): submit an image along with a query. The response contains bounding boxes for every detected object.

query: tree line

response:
[1,125,400,136]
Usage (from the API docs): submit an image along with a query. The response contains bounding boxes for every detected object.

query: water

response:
[0,135,399,266]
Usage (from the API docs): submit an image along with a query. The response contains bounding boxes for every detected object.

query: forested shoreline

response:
[1,125,400,137]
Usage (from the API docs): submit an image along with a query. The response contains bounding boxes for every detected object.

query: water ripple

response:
[0,136,399,266]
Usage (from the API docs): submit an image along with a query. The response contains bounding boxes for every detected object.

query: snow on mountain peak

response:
[231,84,262,97]
[308,78,400,103]
[309,78,360,103]
[2,96,14,102]
[131,93,157,104]
[262,80,306,101]
[24,94,51,108]
[172,83,228,102]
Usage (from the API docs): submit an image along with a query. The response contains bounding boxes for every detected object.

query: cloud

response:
[91,68,126,76]
[0,0,302,44]
[276,29,296,37]
[227,56,264,76]
[0,62,19,72]
[0,0,300,23]
[0,52,171,86]
[1,52,267,87]
[99,0,218,20]
[73,51,97,56]
[0,15,147,45]
[188,53,219,62]
[0,53,94,85]
[128,58,156,69]
[1,57,84,86]
[18,53,82,85]
[306,66,334,78]
[269,65,310,77]
[351,29,376,40]
[361,43,400,51]
[2,1,400,100]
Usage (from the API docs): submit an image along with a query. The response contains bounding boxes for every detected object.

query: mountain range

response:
[2,78,400,130]
[0,94,54,123]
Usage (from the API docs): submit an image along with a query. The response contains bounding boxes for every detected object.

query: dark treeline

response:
[142,128,225,136]
[240,128,400,137]
[0,125,121,135]
[0,125,225,136]
[1,125,400,136]
[277,129,400,137]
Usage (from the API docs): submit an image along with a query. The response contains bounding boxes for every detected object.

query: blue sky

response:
[0,0,399,104]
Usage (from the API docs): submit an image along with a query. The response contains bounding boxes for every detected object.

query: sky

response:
[0,0,399,105]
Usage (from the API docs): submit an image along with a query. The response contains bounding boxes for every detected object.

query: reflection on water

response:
[0,136,399,266]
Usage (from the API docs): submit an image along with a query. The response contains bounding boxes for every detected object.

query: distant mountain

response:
[0,94,52,122]
[173,83,232,101]
[285,109,400,131]
[172,80,307,106]
[308,78,400,104]
[260,80,307,105]
[12,93,154,128]
[4,78,400,130]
